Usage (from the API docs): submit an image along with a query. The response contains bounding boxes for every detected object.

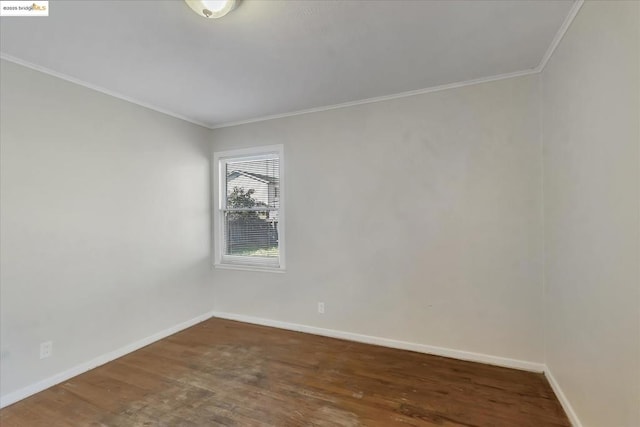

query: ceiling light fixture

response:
[184,0,237,19]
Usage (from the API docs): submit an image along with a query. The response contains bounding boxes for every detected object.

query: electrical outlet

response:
[40,341,52,359]
[318,302,325,314]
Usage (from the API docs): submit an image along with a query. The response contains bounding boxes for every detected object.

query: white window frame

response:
[213,144,285,272]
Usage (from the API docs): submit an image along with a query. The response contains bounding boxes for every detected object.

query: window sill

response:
[213,263,286,274]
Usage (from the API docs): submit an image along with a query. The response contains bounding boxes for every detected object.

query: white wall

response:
[0,60,213,400]
[541,2,640,426]
[211,75,544,364]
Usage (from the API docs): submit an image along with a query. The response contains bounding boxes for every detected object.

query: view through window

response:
[215,146,283,269]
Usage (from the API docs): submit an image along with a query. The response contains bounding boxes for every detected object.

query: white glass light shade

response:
[184,0,237,19]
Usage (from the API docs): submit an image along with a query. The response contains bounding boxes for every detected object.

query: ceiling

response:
[0,0,576,128]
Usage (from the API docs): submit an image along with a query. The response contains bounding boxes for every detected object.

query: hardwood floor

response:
[0,318,569,426]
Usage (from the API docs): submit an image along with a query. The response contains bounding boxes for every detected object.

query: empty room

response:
[0,0,638,426]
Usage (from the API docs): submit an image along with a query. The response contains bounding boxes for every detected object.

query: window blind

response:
[223,157,280,263]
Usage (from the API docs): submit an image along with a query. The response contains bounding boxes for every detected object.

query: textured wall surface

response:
[542,2,640,426]
[0,60,213,398]
[211,75,544,364]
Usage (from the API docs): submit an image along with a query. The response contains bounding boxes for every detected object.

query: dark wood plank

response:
[0,318,570,426]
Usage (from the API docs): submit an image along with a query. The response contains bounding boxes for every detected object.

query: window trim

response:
[212,144,285,272]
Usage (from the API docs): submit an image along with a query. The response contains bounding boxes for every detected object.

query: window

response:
[213,145,285,271]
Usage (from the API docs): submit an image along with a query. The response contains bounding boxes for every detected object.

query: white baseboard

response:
[220,310,580,425]
[0,310,216,409]
[1,309,562,417]
[544,366,583,427]
[211,311,545,373]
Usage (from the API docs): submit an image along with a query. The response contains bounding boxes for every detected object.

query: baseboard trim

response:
[0,310,216,409]
[544,366,583,427]
[211,311,545,373]
[0,310,559,412]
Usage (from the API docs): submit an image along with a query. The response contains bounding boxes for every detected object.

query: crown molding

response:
[210,68,538,129]
[0,53,212,129]
[2,0,583,130]
[212,0,584,130]
[535,0,584,72]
